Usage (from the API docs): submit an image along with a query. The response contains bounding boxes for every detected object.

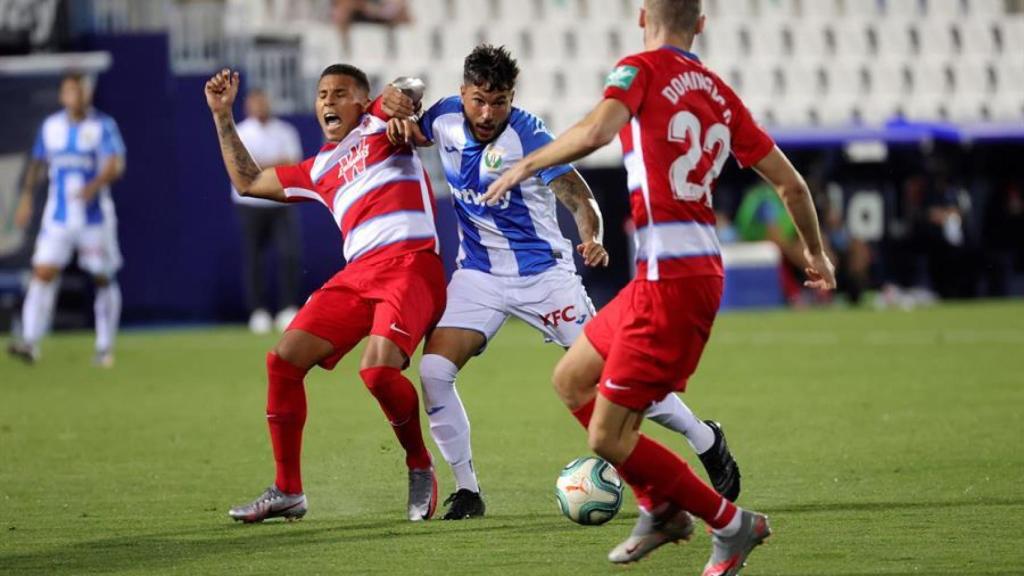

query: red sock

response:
[571,398,659,512]
[360,367,432,470]
[570,398,595,427]
[266,352,308,494]
[618,435,737,529]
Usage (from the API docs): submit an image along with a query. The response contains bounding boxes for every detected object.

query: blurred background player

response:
[231,89,304,334]
[485,0,836,574]
[381,44,740,520]
[8,72,126,367]
[205,65,444,524]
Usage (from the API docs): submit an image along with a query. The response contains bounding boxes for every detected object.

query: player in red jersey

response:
[486,1,836,574]
[205,65,445,523]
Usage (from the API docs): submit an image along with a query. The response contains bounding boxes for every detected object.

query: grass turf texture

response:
[2,301,1023,575]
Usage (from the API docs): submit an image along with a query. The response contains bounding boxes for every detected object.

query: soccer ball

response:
[555,457,623,525]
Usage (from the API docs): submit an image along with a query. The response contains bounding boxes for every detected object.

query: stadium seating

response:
[209,0,1023,138]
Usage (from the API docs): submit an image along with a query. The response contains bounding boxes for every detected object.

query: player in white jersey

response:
[9,73,126,367]
[381,45,740,519]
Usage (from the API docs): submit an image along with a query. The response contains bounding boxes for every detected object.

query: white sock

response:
[21,277,59,346]
[419,354,479,493]
[645,393,716,454]
[94,282,121,352]
[713,505,743,537]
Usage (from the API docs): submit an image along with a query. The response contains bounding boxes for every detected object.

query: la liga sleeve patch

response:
[605,65,639,90]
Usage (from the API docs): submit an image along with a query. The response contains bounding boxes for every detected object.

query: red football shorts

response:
[288,251,446,369]
[584,275,723,411]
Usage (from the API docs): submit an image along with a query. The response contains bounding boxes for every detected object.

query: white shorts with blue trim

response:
[437,267,595,349]
[32,222,123,277]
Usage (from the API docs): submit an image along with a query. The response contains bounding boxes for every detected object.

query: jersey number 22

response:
[667,111,730,207]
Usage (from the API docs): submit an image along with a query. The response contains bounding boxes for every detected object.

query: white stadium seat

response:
[957,19,998,58]
[885,0,924,20]
[411,0,448,26]
[964,0,1008,17]
[790,24,829,62]
[580,0,634,25]
[993,60,1024,97]
[906,59,952,119]
[916,21,957,60]
[872,21,915,59]
[842,0,883,18]
[422,63,464,104]
[541,0,584,25]
[515,63,559,102]
[391,24,433,69]
[995,17,1024,63]
[702,21,746,65]
[831,20,872,61]
[301,24,343,79]
[436,22,484,62]
[562,62,608,102]
[798,0,842,20]
[346,25,391,66]
[270,0,1024,130]
[450,0,495,22]
[952,58,994,97]
[481,26,528,59]
[747,21,789,62]
[575,23,627,66]
[522,22,574,64]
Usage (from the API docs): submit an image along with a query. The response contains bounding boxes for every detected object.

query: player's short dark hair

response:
[319,64,371,94]
[463,44,519,92]
[647,0,702,34]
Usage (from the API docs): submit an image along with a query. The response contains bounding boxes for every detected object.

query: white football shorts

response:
[437,267,596,349]
[32,222,123,277]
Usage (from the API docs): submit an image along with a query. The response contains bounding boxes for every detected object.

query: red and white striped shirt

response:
[275,100,439,265]
[604,46,775,280]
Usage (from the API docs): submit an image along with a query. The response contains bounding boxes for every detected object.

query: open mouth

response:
[323,111,341,128]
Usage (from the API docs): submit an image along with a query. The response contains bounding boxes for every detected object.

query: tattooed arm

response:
[205,69,285,201]
[549,169,609,267]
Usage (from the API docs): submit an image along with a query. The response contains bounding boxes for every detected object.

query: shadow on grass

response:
[0,514,574,574]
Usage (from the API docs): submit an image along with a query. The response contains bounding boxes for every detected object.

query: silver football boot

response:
[701,510,772,576]
[407,467,437,521]
[228,486,307,523]
[608,505,695,564]
[7,341,39,365]
[93,349,115,368]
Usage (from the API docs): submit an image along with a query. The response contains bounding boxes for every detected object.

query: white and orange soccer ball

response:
[555,456,623,525]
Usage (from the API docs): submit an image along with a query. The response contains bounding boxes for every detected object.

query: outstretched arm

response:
[549,170,608,267]
[205,69,285,201]
[752,147,836,290]
[484,99,631,205]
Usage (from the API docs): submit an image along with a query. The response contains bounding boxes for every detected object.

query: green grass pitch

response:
[2,301,1023,575]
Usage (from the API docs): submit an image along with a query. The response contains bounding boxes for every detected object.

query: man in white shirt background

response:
[232,89,304,333]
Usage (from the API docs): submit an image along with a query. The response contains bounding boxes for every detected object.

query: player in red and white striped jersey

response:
[486,1,836,574]
[205,65,444,524]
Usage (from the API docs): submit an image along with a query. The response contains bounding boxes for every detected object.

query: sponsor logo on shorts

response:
[540,305,585,328]
[389,322,411,337]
